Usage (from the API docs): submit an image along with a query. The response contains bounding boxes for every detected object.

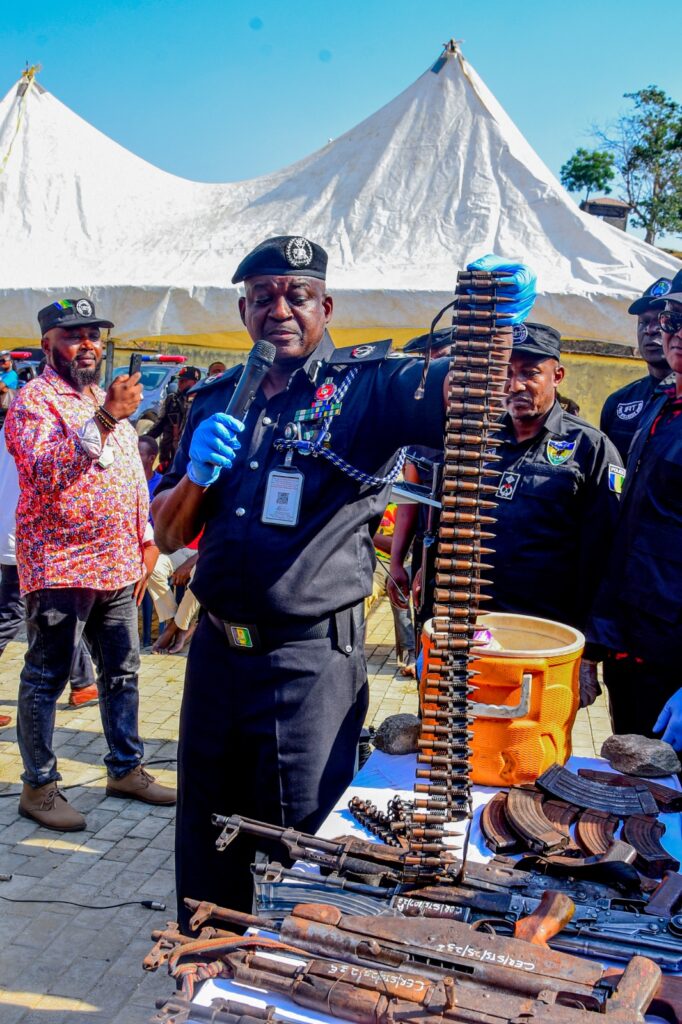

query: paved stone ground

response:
[0,600,612,1022]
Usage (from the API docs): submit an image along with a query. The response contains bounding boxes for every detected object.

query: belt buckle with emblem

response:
[225,622,260,651]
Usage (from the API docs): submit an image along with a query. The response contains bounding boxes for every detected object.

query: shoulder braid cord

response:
[273,367,407,487]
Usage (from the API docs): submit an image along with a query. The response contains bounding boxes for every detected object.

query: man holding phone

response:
[5,298,175,831]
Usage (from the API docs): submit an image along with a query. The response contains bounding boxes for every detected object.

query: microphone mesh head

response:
[253,340,276,366]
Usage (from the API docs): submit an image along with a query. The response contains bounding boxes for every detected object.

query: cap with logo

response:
[511,322,561,361]
[651,269,682,306]
[37,298,114,335]
[178,366,201,382]
[628,278,673,315]
[231,235,328,284]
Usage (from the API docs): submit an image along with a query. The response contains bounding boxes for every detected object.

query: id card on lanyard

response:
[261,466,304,526]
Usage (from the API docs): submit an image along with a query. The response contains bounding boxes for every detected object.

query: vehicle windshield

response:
[113,366,168,389]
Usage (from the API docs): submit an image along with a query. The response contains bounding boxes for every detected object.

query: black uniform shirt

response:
[156,334,449,621]
[588,384,682,663]
[599,374,660,463]
[486,401,623,630]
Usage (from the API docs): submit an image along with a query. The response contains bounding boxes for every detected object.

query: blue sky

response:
[1,0,682,240]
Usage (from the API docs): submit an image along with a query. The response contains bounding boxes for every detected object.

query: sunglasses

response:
[658,311,682,335]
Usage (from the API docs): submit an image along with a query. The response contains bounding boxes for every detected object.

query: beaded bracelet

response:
[95,406,118,432]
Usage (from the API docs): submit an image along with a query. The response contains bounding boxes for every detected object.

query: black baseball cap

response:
[232,235,328,284]
[37,298,114,335]
[403,327,454,354]
[178,366,201,382]
[512,322,562,361]
[628,278,673,315]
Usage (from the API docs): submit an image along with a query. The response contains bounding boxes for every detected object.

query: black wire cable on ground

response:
[0,894,166,910]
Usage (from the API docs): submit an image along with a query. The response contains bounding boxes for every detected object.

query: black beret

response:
[403,327,454,354]
[628,277,673,315]
[512,322,561,361]
[231,235,327,284]
[38,298,114,334]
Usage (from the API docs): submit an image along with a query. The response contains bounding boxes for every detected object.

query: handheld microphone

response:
[226,341,276,421]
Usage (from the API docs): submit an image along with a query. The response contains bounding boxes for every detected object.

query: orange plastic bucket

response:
[420,612,584,787]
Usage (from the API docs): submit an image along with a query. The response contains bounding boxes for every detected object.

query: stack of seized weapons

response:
[146,270,682,1022]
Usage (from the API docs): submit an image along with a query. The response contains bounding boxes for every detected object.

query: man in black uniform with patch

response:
[149,365,202,468]
[588,269,682,750]
[152,237,535,929]
[486,324,622,655]
[600,278,671,462]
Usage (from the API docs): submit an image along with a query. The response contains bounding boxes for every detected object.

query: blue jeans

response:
[18,585,144,787]
[0,564,95,689]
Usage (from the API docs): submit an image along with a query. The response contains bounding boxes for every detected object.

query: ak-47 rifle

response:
[213,812,682,972]
[249,858,682,972]
[163,897,669,1023]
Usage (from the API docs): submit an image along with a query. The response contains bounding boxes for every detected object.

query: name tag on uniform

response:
[261,467,304,526]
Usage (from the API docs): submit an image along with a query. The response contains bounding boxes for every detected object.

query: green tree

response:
[596,87,682,244]
[560,148,615,201]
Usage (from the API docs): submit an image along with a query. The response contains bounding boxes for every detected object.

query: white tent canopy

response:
[0,46,679,345]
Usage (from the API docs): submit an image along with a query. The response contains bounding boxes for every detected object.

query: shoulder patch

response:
[188,365,241,396]
[329,339,393,365]
[608,464,626,494]
[616,399,644,421]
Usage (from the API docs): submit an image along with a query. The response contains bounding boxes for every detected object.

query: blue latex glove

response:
[466,254,537,325]
[653,688,682,752]
[187,413,244,487]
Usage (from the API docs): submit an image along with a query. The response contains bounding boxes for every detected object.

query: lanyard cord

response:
[273,367,407,487]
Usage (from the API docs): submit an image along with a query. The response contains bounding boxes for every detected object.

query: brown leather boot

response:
[106,765,176,805]
[19,782,86,831]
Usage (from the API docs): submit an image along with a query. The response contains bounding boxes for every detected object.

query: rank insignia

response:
[616,400,644,421]
[497,471,520,501]
[546,438,576,466]
[351,345,373,359]
[608,464,626,494]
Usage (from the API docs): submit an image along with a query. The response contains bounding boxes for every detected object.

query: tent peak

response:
[17,64,43,98]
[431,39,464,74]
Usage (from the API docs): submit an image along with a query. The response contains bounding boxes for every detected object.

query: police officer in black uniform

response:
[588,269,682,749]
[486,323,622,642]
[149,365,202,468]
[600,278,672,462]
[152,237,535,929]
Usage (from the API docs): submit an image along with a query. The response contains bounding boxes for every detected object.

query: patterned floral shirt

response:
[5,367,149,594]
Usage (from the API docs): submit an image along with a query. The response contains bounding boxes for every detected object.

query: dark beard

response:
[52,351,102,390]
[70,366,101,388]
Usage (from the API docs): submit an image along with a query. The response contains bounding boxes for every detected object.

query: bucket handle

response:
[471,673,532,720]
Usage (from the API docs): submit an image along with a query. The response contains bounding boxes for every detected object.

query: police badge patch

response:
[497,471,521,500]
[546,438,576,466]
[608,464,626,494]
[76,298,94,317]
[512,324,528,344]
[616,400,644,421]
[285,237,313,269]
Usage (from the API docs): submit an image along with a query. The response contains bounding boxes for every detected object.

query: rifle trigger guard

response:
[470,673,531,720]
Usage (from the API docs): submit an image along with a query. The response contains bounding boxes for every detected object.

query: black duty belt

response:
[207,611,335,654]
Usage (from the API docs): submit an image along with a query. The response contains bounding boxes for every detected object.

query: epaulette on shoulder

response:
[329,339,393,365]
[188,365,242,397]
